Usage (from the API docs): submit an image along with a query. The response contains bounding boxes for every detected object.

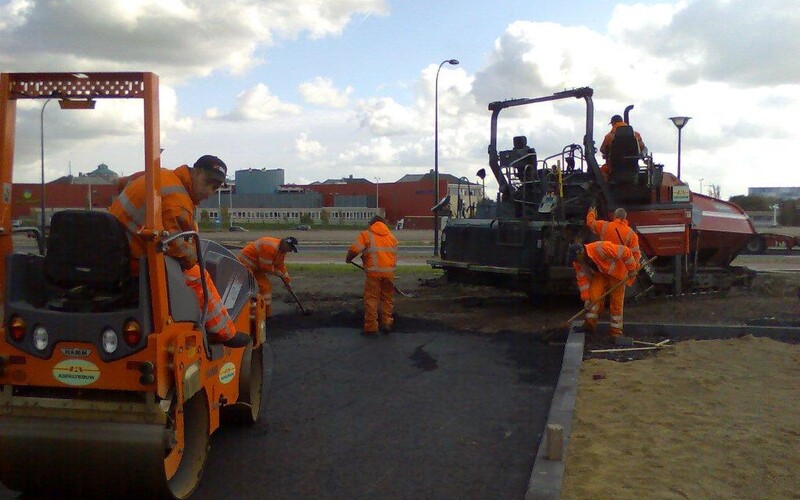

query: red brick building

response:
[11,183,118,221]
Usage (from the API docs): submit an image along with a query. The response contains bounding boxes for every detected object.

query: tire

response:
[167,392,210,499]
[744,236,767,255]
[223,343,273,425]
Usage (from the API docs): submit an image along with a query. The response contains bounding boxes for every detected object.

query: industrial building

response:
[11,164,484,228]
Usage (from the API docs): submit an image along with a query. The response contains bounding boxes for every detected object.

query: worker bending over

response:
[237,236,298,317]
[111,155,249,348]
[569,240,639,342]
[586,206,641,264]
[346,215,398,336]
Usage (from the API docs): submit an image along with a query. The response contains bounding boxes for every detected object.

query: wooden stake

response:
[546,424,563,461]
[590,346,661,353]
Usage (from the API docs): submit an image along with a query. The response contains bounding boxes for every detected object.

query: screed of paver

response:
[561,335,800,500]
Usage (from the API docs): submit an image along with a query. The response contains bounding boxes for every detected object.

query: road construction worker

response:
[599,114,646,176]
[586,206,642,264]
[569,240,638,341]
[345,215,398,336]
[237,236,298,317]
[110,155,249,348]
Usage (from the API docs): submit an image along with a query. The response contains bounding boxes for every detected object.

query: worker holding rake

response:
[238,236,298,317]
[346,215,398,336]
[569,239,639,343]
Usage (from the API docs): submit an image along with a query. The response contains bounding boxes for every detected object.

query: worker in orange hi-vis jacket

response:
[586,206,642,264]
[110,155,249,348]
[345,215,398,336]
[569,240,639,341]
[237,236,298,317]
[599,114,646,177]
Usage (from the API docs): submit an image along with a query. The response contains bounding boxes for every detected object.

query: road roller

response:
[0,72,270,498]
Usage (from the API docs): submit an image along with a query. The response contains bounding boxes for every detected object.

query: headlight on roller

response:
[102,328,119,353]
[33,325,49,351]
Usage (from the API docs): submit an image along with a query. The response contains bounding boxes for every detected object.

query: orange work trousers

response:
[253,272,274,318]
[363,275,394,333]
[183,265,237,341]
[584,273,626,337]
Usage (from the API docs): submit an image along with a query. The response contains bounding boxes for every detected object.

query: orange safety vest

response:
[238,237,290,282]
[585,240,638,282]
[573,240,639,299]
[109,165,198,272]
[348,221,398,278]
[586,209,642,263]
[599,121,645,158]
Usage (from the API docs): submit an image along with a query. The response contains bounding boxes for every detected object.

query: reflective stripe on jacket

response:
[183,264,236,340]
[584,240,638,282]
[586,209,642,264]
[348,221,398,277]
[238,237,290,282]
[109,165,198,271]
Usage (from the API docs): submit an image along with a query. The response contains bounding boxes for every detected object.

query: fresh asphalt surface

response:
[194,325,562,500]
[0,323,562,500]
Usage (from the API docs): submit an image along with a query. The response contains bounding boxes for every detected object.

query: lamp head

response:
[476,168,486,180]
[448,59,459,65]
[669,116,691,129]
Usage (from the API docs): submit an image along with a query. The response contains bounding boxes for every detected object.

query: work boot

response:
[220,332,251,348]
[361,330,378,337]
[613,335,634,347]
[380,323,394,335]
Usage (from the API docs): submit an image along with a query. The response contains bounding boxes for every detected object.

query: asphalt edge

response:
[524,325,584,500]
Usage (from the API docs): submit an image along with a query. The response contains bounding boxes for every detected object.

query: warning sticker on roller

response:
[53,359,100,387]
[219,362,236,384]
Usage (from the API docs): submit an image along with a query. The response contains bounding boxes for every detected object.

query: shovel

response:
[349,262,417,298]
[278,274,311,315]
[542,255,657,341]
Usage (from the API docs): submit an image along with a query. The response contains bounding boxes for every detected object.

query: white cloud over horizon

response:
[3,0,799,200]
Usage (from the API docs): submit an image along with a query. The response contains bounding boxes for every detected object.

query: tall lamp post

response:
[434,58,459,256]
[374,176,380,214]
[669,116,691,179]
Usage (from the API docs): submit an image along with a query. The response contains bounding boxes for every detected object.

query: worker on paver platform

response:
[111,155,249,348]
[346,215,398,336]
[586,205,641,264]
[569,240,638,342]
[237,236,298,317]
[599,114,646,177]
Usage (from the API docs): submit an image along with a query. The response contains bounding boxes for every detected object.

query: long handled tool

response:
[543,255,657,341]
[278,274,310,315]
[349,262,416,298]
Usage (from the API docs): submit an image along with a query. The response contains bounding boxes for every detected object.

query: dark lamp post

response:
[434,58,459,256]
[669,116,691,179]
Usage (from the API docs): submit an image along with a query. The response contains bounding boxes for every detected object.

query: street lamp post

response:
[434,58,459,256]
[669,116,691,179]
[374,176,380,213]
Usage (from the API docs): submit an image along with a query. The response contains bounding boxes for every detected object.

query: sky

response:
[1,0,799,200]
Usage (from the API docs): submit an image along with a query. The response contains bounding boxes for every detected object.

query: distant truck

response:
[742,231,800,254]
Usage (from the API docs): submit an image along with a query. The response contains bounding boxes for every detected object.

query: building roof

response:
[397,170,473,185]
[87,163,118,177]
[319,174,372,184]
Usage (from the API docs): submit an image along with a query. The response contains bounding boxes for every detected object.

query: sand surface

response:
[561,335,800,499]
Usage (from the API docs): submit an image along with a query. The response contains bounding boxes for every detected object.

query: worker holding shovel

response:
[346,215,398,336]
[237,236,298,317]
[568,239,639,344]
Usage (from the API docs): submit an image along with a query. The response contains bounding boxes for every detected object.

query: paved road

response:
[0,325,562,500]
[194,326,561,500]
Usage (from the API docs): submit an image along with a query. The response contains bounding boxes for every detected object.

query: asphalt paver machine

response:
[0,72,269,498]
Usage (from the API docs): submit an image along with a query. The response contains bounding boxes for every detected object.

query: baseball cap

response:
[566,243,583,265]
[193,155,227,184]
[609,114,623,125]
[283,236,298,253]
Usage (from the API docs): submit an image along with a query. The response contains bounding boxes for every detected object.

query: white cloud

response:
[0,0,387,81]
[298,77,353,108]
[295,132,327,160]
[207,83,301,121]
[356,97,419,136]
